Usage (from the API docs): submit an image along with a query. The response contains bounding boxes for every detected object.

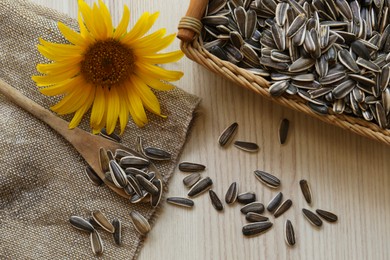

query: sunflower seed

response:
[126,174,143,197]
[119,156,150,169]
[287,13,307,38]
[90,230,104,256]
[107,150,115,161]
[316,209,338,222]
[167,197,194,208]
[234,141,259,152]
[274,199,293,218]
[123,184,134,196]
[69,216,95,233]
[136,175,159,195]
[242,221,273,236]
[225,182,238,204]
[188,177,213,197]
[240,202,264,214]
[151,178,163,208]
[278,118,290,145]
[299,179,312,204]
[209,190,224,211]
[351,40,370,60]
[218,122,238,146]
[130,190,148,204]
[99,147,110,173]
[182,173,200,188]
[91,210,115,234]
[302,208,323,227]
[99,128,121,143]
[130,210,151,235]
[109,160,128,188]
[84,166,103,186]
[284,220,296,246]
[289,57,316,73]
[275,2,289,26]
[112,219,121,246]
[179,162,206,172]
[338,49,360,73]
[125,167,149,179]
[245,212,269,223]
[114,149,134,160]
[269,80,289,96]
[254,170,281,188]
[237,192,256,204]
[267,192,283,212]
[143,147,171,161]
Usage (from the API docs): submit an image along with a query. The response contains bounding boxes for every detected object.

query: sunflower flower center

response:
[81,39,134,88]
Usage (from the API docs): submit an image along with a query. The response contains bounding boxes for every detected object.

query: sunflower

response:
[32,0,184,134]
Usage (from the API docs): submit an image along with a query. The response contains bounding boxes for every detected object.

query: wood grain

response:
[29,1,390,259]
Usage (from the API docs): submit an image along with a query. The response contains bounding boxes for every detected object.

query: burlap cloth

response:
[0,1,200,259]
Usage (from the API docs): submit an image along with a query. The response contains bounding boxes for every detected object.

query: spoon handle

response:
[177,0,208,42]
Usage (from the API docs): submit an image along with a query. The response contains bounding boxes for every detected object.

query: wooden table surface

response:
[30,1,390,259]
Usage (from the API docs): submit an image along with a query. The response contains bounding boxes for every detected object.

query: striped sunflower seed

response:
[136,175,159,195]
[114,149,134,160]
[183,172,201,188]
[188,177,213,197]
[109,160,128,188]
[126,174,143,197]
[99,147,110,173]
[167,197,194,208]
[237,192,256,204]
[144,147,171,161]
[225,182,238,204]
[245,212,269,223]
[240,202,264,214]
[254,170,281,188]
[119,156,150,169]
[99,128,120,142]
[130,190,148,204]
[278,118,290,145]
[302,208,323,227]
[316,209,338,223]
[69,216,95,233]
[299,179,312,204]
[284,220,296,247]
[84,166,103,186]
[90,230,104,256]
[218,122,238,146]
[112,219,121,246]
[179,162,206,172]
[267,192,283,212]
[234,141,259,152]
[92,210,115,234]
[274,199,293,218]
[151,179,163,208]
[130,211,151,235]
[242,221,273,236]
[209,190,224,211]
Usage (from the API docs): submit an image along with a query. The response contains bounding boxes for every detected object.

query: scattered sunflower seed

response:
[151,179,163,208]
[84,166,103,186]
[225,182,238,204]
[316,209,338,223]
[245,212,269,223]
[69,216,95,233]
[183,173,201,188]
[90,230,104,256]
[254,170,281,188]
[274,199,293,218]
[299,179,312,204]
[179,162,206,172]
[267,192,283,212]
[218,122,238,146]
[234,141,259,152]
[209,190,224,211]
[167,197,195,208]
[284,220,296,247]
[130,210,151,235]
[91,210,115,234]
[302,208,323,227]
[240,202,264,214]
[188,177,213,197]
[278,118,290,145]
[242,221,273,236]
[112,219,121,246]
[237,192,256,204]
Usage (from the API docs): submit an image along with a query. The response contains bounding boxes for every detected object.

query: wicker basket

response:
[178,0,390,146]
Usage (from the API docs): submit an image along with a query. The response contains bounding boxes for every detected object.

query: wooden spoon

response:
[177,0,209,42]
[0,79,158,199]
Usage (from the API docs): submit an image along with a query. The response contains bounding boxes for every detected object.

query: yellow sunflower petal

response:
[113,5,130,39]
[135,70,174,91]
[36,59,81,75]
[78,0,100,39]
[37,45,84,62]
[126,87,147,127]
[77,11,93,44]
[38,76,82,96]
[121,12,159,44]
[98,0,113,37]
[57,22,86,47]
[131,75,161,116]
[39,38,84,54]
[135,62,183,82]
[90,86,105,128]
[128,28,166,48]
[92,108,107,134]
[138,50,184,64]
[117,87,129,134]
[69,90,95,129]
[51,83,93,114]
[105,87,120,134]
[132,33,176,54]
[92,3,107,39]
[32,66,80,86]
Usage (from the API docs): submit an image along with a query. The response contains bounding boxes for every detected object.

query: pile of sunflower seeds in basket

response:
[167,122,338,245]
[202,0,390,129]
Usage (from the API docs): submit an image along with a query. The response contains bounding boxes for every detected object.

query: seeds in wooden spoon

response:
[99,147,110,173]
[267,192,283,212]
[237,192,256,204]
[99,128,121,143]
[90,230,104,256]
[114,148,134,160]
[274,199,292,218]
[279,118,290,144]
[126,174,143,197]
[302,208,323,227]
[254,170,281,188]
[209,190,224,211]
[225,182,238,204]
[183,172,201,188]
[69,216,95,233]
[218,122,238,146]
[92,210,115,233]
[245,212,269,223]
[109,160,128,188]
[240,202,264,215]
[285,220,296,246]
[242,221,273,236]
[112,219,121,246]
[234,141,259,152]
[316,209,338,223]
[135,175,159,195]
[188,177,213,197]
[151,179,163,208]
[167,197,194,208]
[84,166,103,186]
[119,156,150,169]
[179,162,206,172]
[130,210,151,235]
[299,179,312,204]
